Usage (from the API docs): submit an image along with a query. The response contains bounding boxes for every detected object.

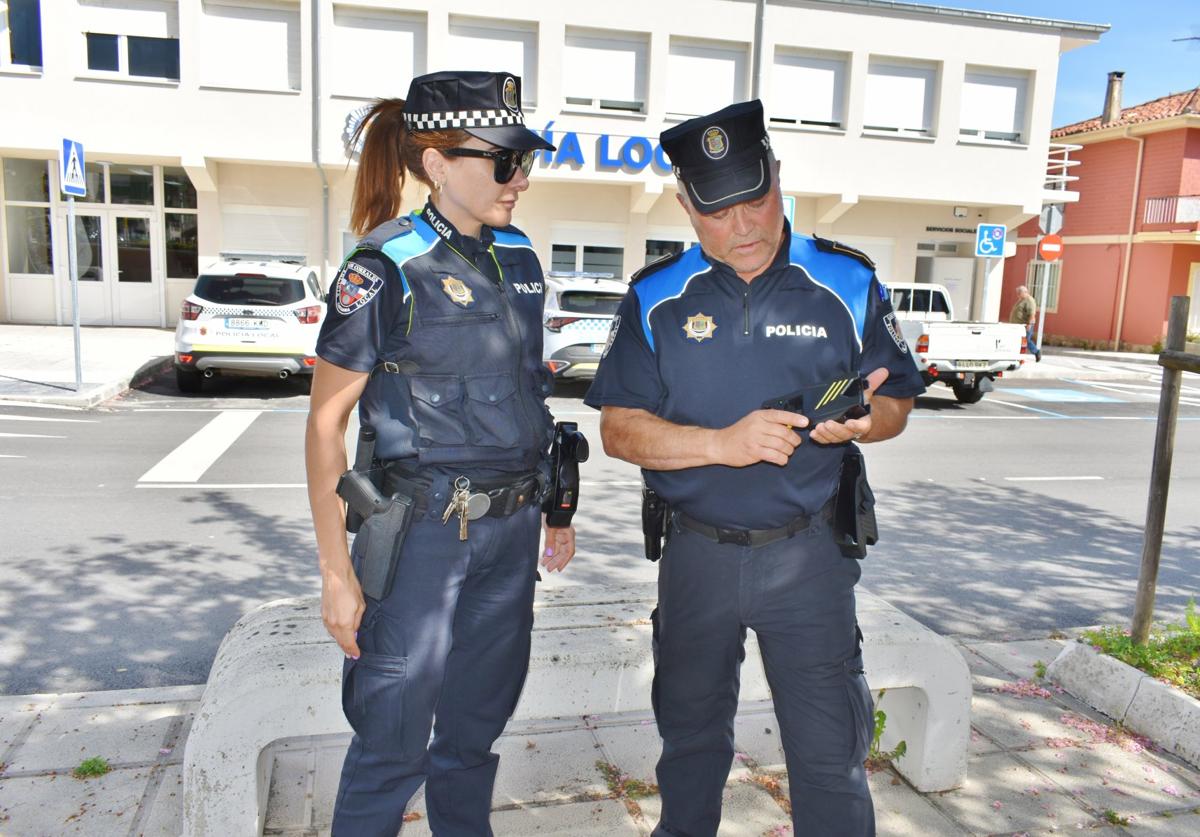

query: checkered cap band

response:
[404,109,524,131]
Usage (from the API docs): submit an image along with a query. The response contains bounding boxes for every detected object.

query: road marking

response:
[137,482,304,489]
[0,414,95,423]
[1003,387,1125,403]
[985,399,1069,417]
[0,399,88,411]
[1004,476,1104,482]
[138,410,263,483]
[0,454,26,458]
[0,431,65,439]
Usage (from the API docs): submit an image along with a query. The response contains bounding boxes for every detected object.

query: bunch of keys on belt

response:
[441,476,491,540]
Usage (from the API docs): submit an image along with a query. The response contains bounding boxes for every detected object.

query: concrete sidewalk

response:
[0,323,1170,409]
[2,632,1198,836]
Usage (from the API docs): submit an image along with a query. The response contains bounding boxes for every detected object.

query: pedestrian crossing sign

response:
[60,139,86,198]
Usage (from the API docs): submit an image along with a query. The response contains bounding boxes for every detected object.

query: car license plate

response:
[591,344,605,353]
[955,360,988,370]
[224,317,272,330]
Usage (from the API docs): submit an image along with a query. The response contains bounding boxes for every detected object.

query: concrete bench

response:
[182,583,969,836]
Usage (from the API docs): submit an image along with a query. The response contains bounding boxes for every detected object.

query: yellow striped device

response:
[761,375,870,425]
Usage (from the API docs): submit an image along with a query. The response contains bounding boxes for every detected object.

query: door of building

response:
[56,209,161,326]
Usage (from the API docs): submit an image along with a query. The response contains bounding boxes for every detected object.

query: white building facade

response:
[0,0,1105,327]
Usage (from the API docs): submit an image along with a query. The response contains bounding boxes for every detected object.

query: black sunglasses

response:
[443,147,536,184]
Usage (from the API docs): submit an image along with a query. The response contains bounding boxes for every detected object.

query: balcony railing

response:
[1144,195,1200,226]
[1044,142,1081,192]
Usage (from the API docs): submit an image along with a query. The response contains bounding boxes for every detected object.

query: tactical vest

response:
[354,214,554,471]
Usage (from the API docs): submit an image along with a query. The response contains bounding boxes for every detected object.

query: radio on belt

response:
[543,421,589,527]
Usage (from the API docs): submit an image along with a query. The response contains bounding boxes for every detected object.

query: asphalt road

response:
[1,365,1198,695]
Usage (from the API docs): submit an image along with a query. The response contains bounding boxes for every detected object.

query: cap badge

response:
[702,127,729,160]
[502,77,519,112]
[683,313,717,342]
[441,276,475,307]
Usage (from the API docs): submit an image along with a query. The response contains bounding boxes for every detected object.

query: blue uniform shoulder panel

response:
[632,246,711,353]
[788,234,873,342]
[492,224,533,249]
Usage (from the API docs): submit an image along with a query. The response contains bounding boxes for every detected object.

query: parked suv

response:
[173,258,325,393]
[542,272,629,380]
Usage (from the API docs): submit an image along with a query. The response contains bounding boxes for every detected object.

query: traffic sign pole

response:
[1036,262,1049,353]
[67,196,82,391]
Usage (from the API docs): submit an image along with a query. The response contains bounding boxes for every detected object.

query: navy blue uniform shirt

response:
[585,224,924,529]
[317,202,554,473]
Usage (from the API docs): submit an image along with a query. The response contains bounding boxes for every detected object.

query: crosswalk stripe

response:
[0,414,95,423]
[138,410,263,483]
[0,431,65,439]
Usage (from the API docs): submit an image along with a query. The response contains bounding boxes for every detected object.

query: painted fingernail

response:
[545,548,553,557]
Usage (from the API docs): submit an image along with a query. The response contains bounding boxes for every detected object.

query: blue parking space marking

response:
[1003,388,1125,403]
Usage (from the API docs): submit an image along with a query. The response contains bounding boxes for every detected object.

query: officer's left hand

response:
[541,514,576,572]
[810,367,889,445]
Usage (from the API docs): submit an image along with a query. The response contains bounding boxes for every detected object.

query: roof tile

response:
[1051,86,1200,138]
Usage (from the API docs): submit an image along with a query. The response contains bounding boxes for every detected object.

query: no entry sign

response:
[1038,234,1064,261]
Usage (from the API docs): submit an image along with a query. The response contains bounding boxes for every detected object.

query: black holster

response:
[833,448,877,559]
[642,487,670,562]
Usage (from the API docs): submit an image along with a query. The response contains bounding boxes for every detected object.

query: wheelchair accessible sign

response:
[974,223,1006,258]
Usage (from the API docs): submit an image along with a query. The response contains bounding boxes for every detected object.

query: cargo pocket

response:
[463,373,520,448]
[408,375,466,446]
[342,652,409,754]
[844,651,874,766]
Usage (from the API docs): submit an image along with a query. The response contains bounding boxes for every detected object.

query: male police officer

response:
[585,100,924,836]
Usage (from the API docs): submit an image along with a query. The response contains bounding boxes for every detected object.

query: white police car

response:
[542,272,629,380]
[173,258,325,393]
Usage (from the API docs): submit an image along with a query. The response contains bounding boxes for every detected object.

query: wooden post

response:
[1130,296,1191,645]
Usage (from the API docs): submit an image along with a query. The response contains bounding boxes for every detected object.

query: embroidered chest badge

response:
[683,313,717,342]
[441,276,474,307]
[334,263,384,315]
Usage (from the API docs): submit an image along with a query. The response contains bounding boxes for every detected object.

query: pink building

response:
[1003,74,1200,348]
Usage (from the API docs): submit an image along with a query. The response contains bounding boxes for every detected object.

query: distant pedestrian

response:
[1009,285,1040,361]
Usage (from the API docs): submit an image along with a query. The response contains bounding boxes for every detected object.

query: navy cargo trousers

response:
[331,502,541,836]
[650,512,875,837]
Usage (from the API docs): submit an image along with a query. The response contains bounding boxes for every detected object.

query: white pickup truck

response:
[888,282,1029,404]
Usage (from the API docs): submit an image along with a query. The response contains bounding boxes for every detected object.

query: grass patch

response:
[1102,809,1130,826]
[1082,599,1200,701]
[864,690,907,773]
[72,757,110,779]
[595,760,658,799]
[1033,660,1047,680]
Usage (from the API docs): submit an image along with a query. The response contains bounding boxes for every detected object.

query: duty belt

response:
[673,501,834,548]
[381,462,541,520]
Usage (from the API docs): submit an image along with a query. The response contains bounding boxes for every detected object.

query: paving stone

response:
[637,780,791,836]
[398,799,636,836]
[971,639,1067,679]
[6,701,185,772]
[0,709,36,759]
[0,765,148,834]
[1022,740,1200,817]
[928,751,1095,833]
[265,747,312,830]
[1121,806,1200,834]
[310,734,353,827]
[137,763,185,837]
[868,769,969,835]
[733,703,786,773]
[494,727,608,805]
[968,725,1004,757]
[592,718,664,790]
[970,687,1090,751]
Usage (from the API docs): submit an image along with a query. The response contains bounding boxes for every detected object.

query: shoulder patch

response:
[813,236,876,271]
[333,261,384,315]
[630,250,685,285]
[876,279,889,303]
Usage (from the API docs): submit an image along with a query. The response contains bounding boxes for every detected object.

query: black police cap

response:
[403,70,553,151]
[660,100,772,214]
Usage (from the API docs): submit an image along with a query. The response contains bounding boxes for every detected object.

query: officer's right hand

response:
[321,567,365,659]
[715,409,807,467]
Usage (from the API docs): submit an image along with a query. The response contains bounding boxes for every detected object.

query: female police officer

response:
[304,70,575,835]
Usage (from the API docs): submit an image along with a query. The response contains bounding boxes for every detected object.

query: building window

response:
[666,38,747,118]
[563,27,647,114]
[110,164,153,205]
[79,0,179,81]
[3,0,43,68]
[960,67,1029,143]
[164,166,198,279]
[2,158,52,275]
[864,58,937,136]
[769,48,847,130]
[645,239,684,266]
[330,5,424,100]
[200,0,299,91]
[1025,260,1060,313]
[448,17,536,107]
[551,243,625,278]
